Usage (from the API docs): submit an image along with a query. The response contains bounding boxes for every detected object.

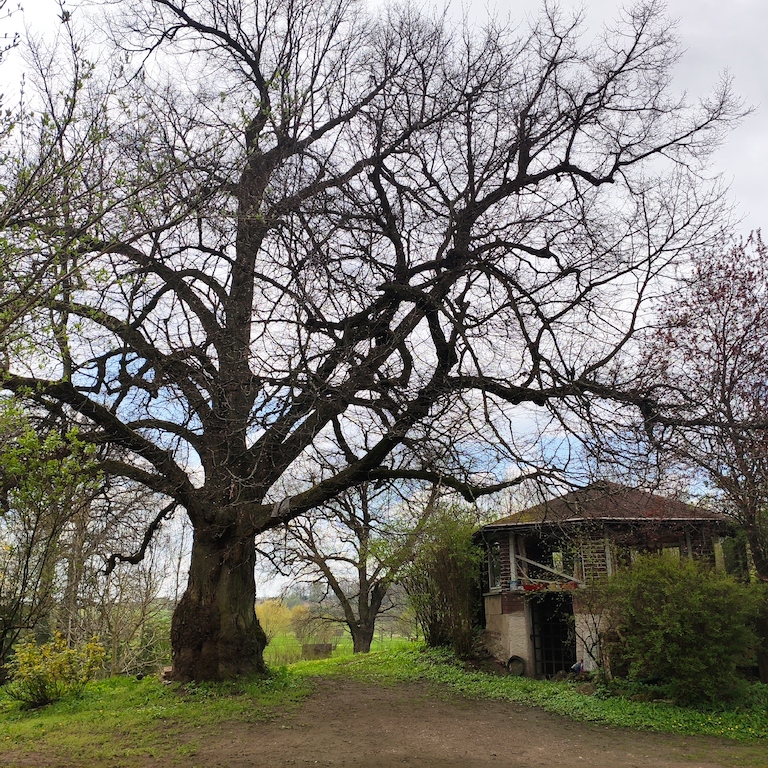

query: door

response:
[530,593,576,678]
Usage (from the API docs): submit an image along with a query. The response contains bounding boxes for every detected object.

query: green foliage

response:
[1,645,766,768]
[256,599,293,643]
[598,555,759,704]
[5,633,105,708]
[721,529,751,582]
[0,398,98,676]
[101,603,173,677]
[256,601,346,664]
[284,603,342,646]
[0,401,96,499]
[263,630,413,666]
[289,604,314,643]
[0,667,313,764]
[402,507,481,657]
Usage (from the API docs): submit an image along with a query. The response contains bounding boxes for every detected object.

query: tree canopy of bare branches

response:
[0,9,133,342]
[0,0,741,680]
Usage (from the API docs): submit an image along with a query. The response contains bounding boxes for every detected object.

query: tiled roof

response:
[485,481,727,528]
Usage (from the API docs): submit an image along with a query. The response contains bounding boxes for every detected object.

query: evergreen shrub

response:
[402,508,481,657]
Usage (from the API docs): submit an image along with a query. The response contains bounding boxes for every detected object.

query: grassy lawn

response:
[263,631,415,665]
[0,669,311,764]
[1,643,767,766]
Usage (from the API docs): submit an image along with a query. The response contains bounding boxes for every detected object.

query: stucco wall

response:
[573,610,602,672]
[482,594,533,675]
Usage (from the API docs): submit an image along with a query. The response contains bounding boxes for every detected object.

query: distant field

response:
[263,632,415,665]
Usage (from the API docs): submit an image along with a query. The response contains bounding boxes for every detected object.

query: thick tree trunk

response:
[170,525,267,681]
[350,623,375,653]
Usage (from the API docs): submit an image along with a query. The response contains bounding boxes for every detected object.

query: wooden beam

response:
[514,554,584,585]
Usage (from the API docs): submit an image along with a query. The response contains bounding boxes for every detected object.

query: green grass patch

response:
[290,645,768,742]
[0,668,312,765]
[263,631,414,666]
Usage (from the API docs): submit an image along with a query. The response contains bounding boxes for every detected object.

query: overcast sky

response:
[12,0,767,235]
[471,0,768,237]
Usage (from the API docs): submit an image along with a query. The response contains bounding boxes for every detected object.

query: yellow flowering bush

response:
[6,633,105,708]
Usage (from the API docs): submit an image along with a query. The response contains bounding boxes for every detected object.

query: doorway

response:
[530,593,576,678]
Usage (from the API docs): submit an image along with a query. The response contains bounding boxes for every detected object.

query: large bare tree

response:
[0,0,740,680]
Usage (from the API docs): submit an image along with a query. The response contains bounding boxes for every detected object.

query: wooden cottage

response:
[479,482,730,678]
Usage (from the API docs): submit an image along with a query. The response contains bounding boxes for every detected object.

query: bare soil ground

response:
[4,678,768,767]
[190,679,767,768]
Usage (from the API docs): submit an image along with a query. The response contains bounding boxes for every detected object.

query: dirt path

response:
[191,679,766,768]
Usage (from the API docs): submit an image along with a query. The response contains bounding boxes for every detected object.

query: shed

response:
[479,482,730,677]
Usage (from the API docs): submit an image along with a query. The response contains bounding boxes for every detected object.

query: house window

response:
[488,539,501,591]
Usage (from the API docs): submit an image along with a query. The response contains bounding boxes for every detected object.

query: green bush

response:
[402,507,481,657]
[600,555,758,704]
[5,633,105,708]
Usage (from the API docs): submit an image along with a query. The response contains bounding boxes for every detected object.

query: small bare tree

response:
[0,399,98,679]
[261,482,438,653]
[56,484,178,675]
